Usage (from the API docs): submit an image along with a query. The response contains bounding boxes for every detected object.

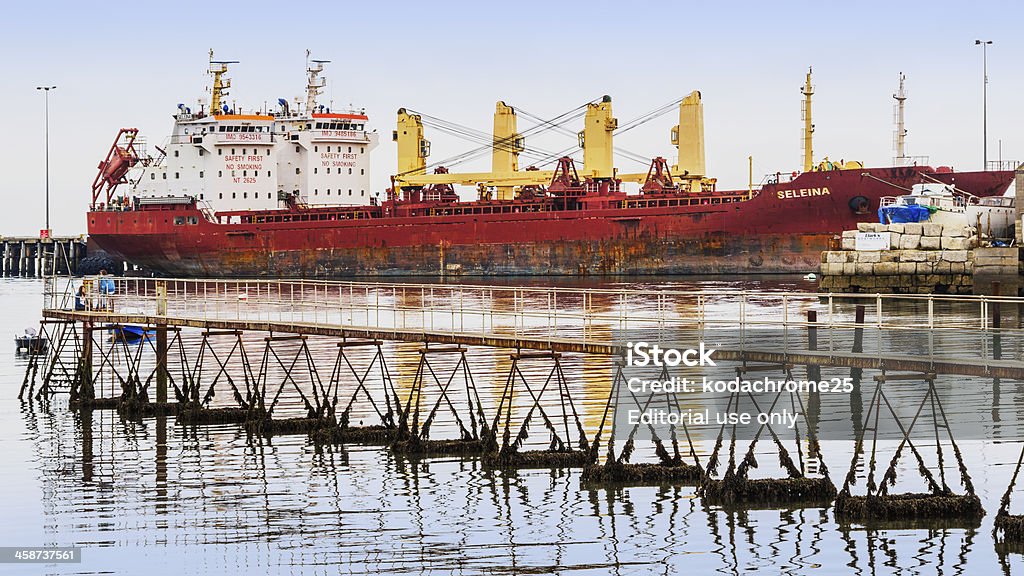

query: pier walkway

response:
[38,277,1024,379]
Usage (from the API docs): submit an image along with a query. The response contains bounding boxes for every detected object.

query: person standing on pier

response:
[97,269,115,311]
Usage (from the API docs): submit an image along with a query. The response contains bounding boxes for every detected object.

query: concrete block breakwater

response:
[820,222,1020,294]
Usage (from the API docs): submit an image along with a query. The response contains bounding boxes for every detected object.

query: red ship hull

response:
[88,167,1014,277]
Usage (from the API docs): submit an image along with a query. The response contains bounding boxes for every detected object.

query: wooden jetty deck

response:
[38,277,1024,379]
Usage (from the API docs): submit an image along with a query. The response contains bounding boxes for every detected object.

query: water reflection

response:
[8,278,1024,574]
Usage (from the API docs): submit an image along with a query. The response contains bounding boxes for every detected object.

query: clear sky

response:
[0,0,1020,236]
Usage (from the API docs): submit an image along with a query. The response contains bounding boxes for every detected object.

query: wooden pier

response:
[1,235,86,277]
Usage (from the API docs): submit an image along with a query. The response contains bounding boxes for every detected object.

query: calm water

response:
[3,277,1024,575]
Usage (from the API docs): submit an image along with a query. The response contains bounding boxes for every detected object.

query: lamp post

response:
[36,85,56,234]
[975,40,992,170]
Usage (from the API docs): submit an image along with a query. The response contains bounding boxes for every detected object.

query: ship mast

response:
[801,67,814,172]
[306,51,329,113]
[208,49,238,115]
[893,72,908,165]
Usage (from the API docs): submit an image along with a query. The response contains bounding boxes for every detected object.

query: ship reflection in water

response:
[5,278,1024,574]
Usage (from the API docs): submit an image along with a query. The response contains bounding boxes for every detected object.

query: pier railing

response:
[44,276,1024,369]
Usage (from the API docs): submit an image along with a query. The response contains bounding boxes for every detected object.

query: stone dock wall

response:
[820,222,1019,294]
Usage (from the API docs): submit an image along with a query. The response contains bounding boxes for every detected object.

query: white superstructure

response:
[133,54,379,211]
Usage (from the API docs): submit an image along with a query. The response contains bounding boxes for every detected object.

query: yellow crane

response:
[391,94,709,193]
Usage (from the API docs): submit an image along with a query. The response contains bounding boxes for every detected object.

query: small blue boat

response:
[107,324,156,342]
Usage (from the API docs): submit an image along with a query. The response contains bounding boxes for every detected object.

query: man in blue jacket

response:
[98,269,116,311]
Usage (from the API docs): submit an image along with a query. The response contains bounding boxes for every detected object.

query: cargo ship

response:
[87,61,1014,277]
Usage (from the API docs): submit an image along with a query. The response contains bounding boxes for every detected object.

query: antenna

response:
[893,72,908,164]
[208,49,239,115]
[305,53,331,113]
[800,67,814,172]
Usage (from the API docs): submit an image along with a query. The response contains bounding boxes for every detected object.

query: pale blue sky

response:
[0,0,1020,235]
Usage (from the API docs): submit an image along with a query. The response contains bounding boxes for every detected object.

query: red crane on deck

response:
[91,128,140,209]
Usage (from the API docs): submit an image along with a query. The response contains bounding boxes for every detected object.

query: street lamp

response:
[36,85,56,234]
[975,40,992,170]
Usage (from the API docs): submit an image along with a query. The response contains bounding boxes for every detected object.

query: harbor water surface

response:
[3,276,1024,575]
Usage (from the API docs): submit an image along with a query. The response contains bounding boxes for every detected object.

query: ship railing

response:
[893,155,930,167]
[986,160,1020,172]
[760,172,800,186]
[45,277,1024,367]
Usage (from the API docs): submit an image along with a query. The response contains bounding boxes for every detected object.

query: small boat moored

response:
[15,328,48,355]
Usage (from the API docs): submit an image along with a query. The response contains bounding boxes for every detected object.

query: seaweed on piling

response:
[701,476,837,506]
[176,406,253,425]
[390,437,487,457]
[835,492,984,522]
[581,462,703,485]
[247,417,334,436]
[311,425,396,445]
[994,444,1024,543]
[71,397,121,410]
[483,449,590,470]
[994,512,1024,541]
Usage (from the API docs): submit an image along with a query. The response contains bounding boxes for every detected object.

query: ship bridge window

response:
[187,216,199,225]
[173,216,185,225]
[315,122,323,129]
